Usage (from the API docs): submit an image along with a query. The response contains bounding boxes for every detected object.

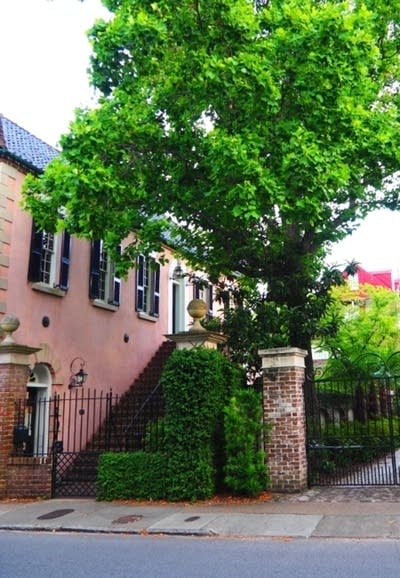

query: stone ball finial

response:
[0,314,20,344]
[187,298,207,332]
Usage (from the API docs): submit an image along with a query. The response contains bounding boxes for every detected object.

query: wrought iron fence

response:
[306,374,400,485]
[12,386,165,457]
[12,385,165,497]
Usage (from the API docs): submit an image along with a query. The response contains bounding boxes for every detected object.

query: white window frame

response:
[136,255,160,319]
[89,240,121,310]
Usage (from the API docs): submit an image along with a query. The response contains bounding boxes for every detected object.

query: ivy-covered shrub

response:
[223,387,269,496]
[143,417,166,452]
[162,348,243,501]
[97,451,166,501]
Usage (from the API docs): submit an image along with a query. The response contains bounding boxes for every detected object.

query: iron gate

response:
[306,374,400,486]
[13,385,165,497]
[50,390,116,497]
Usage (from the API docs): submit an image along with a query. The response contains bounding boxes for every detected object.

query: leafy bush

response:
[97,348,251,502]
[165,447,216,501]
[143,417,166,452]
[223,387,269,496]
[97,452,166,501]
[161,348,243,501]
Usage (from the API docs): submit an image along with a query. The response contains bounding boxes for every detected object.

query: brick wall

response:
[7,457,52,498]
[0,363,30,497]
[0,334,47,499]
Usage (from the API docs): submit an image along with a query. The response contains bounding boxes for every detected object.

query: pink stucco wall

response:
[1,158,190,396]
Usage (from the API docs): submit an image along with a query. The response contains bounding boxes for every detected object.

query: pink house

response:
[0,115,220,497]
[0,114,214,401]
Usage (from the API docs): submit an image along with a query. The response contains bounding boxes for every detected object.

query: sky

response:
[1,0,109,146]
[2,0,400,275]
[327,209,400,276]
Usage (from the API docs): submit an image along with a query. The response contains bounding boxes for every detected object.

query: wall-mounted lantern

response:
[68,357,88,389]
[171,261,185,280]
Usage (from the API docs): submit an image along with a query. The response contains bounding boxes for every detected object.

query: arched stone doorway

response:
[26,363,52,456]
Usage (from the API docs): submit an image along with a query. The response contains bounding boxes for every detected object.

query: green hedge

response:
[161,348,243,501]
[96,348,259,502]
[97,452,166,501]
[223,387,269,496]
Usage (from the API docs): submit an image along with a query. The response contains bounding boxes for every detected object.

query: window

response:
[89,240,121,306]
[193,279,214,319]
[136,255,160,317]
[40,232,55,284]
[28,223,71,290]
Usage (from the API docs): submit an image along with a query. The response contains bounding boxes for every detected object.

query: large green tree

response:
[24,0,400,361]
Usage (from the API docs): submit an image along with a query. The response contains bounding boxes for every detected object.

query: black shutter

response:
[89,240,101,299]
[153,263,160,317]
[208,284,213,318]
[136,255,145,311]
[27,224,43,282]
[58,232,71,290]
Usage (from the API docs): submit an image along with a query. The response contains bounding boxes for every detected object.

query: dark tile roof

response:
[0,114,58,172]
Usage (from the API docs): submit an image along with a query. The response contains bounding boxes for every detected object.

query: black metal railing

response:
[306,374,400,486]
[122,381,165,451]
[13,385,166,457]
[12,385,166,497]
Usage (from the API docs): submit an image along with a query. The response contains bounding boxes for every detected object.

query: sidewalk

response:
[2,487,400,539]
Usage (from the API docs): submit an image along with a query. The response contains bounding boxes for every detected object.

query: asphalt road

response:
[1,532,400,578]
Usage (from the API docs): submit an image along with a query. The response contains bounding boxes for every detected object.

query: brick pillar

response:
[259,347,308,492]
[0,315,40,497]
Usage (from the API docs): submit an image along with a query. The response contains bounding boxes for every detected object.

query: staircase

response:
[52,340,176,497]
[95,339,176,452]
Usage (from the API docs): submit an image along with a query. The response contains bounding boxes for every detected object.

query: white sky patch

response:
[1,0,108,147]
[328,209,400,275]
[1,0,400,273]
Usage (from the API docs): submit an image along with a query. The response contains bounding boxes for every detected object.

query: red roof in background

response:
[357,266,393,289]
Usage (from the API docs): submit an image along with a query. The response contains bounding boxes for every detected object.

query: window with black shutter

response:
[28,223,71,292]
[136,255,160,318]
[89,240,120,307]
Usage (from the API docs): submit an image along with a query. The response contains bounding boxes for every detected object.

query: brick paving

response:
[272,486,400,502]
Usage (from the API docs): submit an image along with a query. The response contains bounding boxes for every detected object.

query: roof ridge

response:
[1,115,58,153]
[0,115,58,172]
